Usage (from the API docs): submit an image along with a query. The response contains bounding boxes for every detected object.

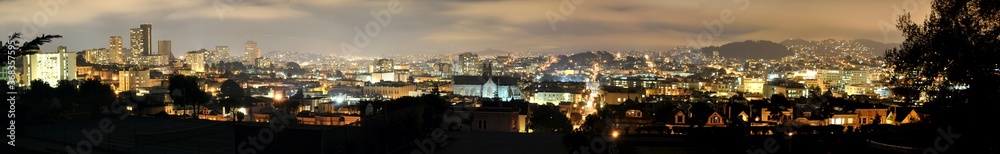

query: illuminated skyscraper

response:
[186,50,208,73]
[110,36,124,64]
[458,52,480,75]
[129,23,152,57]
[215,46,230,63]
[83,48,110,65]
[159,40,173,60]
[245,41,260,62]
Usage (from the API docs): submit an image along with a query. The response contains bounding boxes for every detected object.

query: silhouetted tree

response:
[169,75,210,118]
[529,104,572,133]
[27,80,56,108]
[652,102,678,124]
[220,79,248,121]
[2,33,63,58]
[55,80,79,112]
[886,1,998,152]
[688,102,713,127]
[285,62,305,77]
[78,78,115,118]
[770,94,791,109]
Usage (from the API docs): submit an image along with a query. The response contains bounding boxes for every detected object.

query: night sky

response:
[0,0,932,56]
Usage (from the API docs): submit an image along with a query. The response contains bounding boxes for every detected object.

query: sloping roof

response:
[892,107,921,122]
[453,76,518,85]
[454,76,489,85]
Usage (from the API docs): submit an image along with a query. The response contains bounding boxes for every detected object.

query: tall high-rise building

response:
[130,23,152,57]
[458,52,480,75]
[158,40,173,60]
[83,48,110,65]
[245,41,260,62]
[110,36,124,64]
[19,47,76,87]
[186,50,208,73]
[215,46,230,63]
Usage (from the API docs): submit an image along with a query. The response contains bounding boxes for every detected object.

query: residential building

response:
[363,82,417,99]
[186,50,207,73]
[19,47,76,87]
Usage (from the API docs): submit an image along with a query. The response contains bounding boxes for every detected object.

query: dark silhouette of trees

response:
[770,94,791,109]
[886,0,999,106]
[26,80,57,110]
[118,91,151,116]
[169,75,210,118]
[55,80,79,112]
[79,78,115,118]
[651,101,678,124]
[220,79,250,121]
[688,102,713,127]
[529,104,572,133]
[2,33,62,58]
[284,62,305,77]
[885,1,998,152]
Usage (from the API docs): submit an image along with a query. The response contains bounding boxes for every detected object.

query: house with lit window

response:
[705,112,726,127]
[855,107,889,125]
[828,113,858,126]
[609,99,654,133]
[672,111,687,125]
[886,108,923,125]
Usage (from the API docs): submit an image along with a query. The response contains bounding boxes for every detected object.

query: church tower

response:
[481,61,493,77]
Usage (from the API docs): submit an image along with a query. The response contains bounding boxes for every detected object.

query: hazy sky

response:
[0,0,932,57]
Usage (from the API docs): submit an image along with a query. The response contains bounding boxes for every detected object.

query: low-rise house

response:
[887,108,923,125]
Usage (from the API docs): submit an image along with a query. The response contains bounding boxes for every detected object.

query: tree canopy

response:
[169,75,210,117]
[885,0,998,152]
[886,0,999,104]
[529,104,572,133]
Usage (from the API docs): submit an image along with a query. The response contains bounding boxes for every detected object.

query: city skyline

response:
[1,0,932,56]
[3,0,997,153]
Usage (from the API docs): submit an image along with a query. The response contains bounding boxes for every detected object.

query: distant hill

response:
[779,38,815,46]
[852,39,900,57]
[700,40,793,60]
[779,38,900,58]
[471,48,511,56]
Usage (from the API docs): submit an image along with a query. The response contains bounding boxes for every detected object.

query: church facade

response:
[451,76,524,101]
